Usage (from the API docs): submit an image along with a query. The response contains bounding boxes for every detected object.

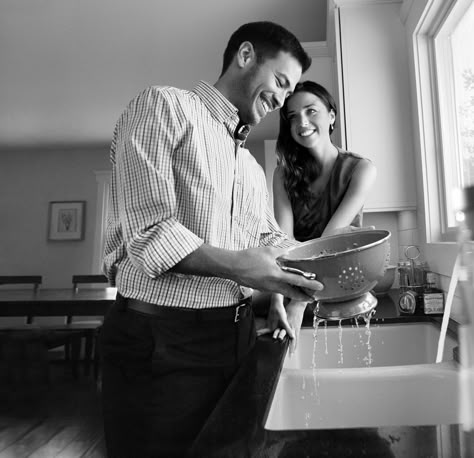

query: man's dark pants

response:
[100,294,256,457]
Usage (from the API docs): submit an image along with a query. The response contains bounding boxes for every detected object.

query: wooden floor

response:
[0,361,106,458]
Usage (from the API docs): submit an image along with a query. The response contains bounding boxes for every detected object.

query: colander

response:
[277,230,391,320]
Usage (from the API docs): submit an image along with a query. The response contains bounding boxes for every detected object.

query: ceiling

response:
[0,0,327,150]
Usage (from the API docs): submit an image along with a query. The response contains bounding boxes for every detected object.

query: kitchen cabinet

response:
[330,0,417,212]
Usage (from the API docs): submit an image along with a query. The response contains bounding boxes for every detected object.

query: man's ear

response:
[236,41,255,68]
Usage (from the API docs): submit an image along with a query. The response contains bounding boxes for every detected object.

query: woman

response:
[268,81,376,348]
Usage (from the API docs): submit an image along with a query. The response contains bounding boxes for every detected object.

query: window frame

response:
[403,0,471,277]
[434,0,474,235]
[91,170,111,274]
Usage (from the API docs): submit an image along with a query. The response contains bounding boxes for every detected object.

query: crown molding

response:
[400,0,415,24]
[333,0,402,6]
[302,41,330,58]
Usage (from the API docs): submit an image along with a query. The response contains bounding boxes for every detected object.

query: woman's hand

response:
[265,294,309,354]
[265,293,291,336]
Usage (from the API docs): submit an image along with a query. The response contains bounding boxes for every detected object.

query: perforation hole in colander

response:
[337,263,366,291]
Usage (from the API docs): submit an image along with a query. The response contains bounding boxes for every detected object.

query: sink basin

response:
[285,322,457,369]
[265,362,460,430]
[265,322,461,431]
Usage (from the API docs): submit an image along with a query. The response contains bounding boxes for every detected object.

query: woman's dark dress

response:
[292,149,369,241]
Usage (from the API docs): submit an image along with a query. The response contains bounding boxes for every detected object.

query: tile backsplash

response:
[364,210,422,290]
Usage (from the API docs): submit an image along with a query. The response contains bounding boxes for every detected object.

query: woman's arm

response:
[321,159,376,237]
[267,158,376,349]
[272,166,295,238]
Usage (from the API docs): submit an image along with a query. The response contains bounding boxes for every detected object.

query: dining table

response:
[0,287,117,320]
[0,287,118,379]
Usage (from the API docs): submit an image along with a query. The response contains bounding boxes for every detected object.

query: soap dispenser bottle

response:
[422,271,444,315]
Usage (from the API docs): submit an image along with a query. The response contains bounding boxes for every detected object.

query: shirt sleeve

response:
[114,86,203,278]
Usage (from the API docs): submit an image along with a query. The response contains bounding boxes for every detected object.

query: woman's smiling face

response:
[285,91,335,149]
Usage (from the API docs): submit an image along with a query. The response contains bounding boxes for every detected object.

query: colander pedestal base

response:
[315,292,378,321]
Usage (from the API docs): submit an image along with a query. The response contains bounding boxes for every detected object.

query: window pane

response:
[452,2,474,189]
[436,0,474,230]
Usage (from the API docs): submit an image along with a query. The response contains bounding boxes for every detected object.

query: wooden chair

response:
[0,276,85,379]
[0,275,42,292]
[69,275,109,379]
[72,274,108,294]
[0,276,42,324]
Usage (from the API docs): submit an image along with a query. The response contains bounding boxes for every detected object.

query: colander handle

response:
[279,265,317,280]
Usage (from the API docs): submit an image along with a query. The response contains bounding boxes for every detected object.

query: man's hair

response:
[221,21,311,75]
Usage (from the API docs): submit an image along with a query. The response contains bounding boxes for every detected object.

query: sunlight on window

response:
[452,2,474,189]
[435,0,474,231]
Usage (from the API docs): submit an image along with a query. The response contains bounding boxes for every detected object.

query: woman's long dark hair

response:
[276,81,337,203]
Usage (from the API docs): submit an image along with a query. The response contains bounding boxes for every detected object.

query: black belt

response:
[125,296,252,322]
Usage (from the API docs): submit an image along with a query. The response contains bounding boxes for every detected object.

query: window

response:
[403,0,474,275]
[435,0,474,231]
[92,170,111,273]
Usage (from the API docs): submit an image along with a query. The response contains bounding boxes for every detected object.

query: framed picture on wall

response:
[48,201,85,241]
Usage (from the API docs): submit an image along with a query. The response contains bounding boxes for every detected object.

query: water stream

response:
[303,307,377,425]
[311,306,376,369]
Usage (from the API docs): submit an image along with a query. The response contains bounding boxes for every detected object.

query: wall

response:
[0,0,327,149]
[364,212,400,287]
[0,146,110,288]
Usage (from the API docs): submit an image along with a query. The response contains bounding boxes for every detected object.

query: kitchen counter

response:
[190,290,465,457]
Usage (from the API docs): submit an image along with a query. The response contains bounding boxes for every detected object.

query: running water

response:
[302,301,378,428]
[311,306,377,368]
[307,306,377,426]
[324,320,328,355]
[436,253,460,363]
[337,320,344,365]
[312,315,320,371]
[312,314,324,398]
[362,309,375,366]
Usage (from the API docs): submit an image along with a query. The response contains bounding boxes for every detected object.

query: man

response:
[100,21,322,457]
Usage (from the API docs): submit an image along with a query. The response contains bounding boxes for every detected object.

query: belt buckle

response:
[234,303,245,323]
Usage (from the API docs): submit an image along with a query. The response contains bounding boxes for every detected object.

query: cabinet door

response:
[335,1,417,212]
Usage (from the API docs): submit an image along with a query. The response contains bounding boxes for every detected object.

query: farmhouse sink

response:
[265,322,461,430]
[285,321,457,370]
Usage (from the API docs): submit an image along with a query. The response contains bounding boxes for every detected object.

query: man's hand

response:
[174,244,323,302]
[230,246,323,302]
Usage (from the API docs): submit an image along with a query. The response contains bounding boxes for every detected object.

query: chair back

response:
[0,276,42,324]
[72,275,109,294]
[68,274,109,325]
[0,276,42,293]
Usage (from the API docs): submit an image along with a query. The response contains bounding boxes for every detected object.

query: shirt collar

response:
[193,81,251,141]
[234,122,251,144]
